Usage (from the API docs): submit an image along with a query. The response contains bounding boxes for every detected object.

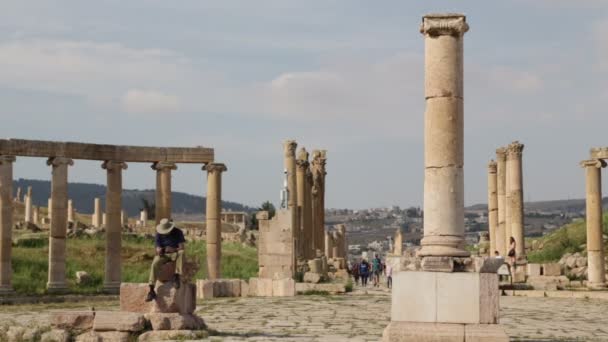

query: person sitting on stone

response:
[145,218,186,302]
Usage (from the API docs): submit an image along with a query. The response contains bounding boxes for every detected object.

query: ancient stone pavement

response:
[1,289,608,341]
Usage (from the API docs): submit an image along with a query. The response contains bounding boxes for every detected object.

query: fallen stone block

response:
[543,263,562,276]
[120,282,196,314]
[41,329,70,342]
[144,313,206,331]
[137,330,209,341]
[93,311,145,332]
[75,331,131,342]
[120,283,152,313]
[303,272,322,284]
[50,311,95,331]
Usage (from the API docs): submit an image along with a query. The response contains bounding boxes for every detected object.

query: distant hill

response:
[13,178,254,217]
[466,198,608,212]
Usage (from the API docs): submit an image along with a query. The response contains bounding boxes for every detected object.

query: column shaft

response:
[103,161,127,293]
[507,142,525,258]
[296,148,311,259]
[204,163,227,280]
[582,159,606,288]
[487,161,498,255]
[47,157,73,292]
[283,141,298,267]
[153,162,177,224]
[418,14,469,257]
[311,150,327,256]
[496,148,507,256]
[0,156,15,293]
[92,198,102,228]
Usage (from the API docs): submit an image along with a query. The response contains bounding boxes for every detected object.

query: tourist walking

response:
[359,259,370,287]
[372,254,382,287]
[351,260,360,286]
[508,236,516,267]
[385,263,393,289]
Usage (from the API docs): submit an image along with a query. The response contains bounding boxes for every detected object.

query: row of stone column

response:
[324,224,346,259]
[487,141,525,258]
[283,140,327,262]
[0,155,228,293]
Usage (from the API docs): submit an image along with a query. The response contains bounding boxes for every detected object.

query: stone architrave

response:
[0,156,16,294]
[394,228,403,256]
[92,198,102,228]
[507,141,525,259]
[296,148,312,259]
[47,157,74,293]
[417,13,469,258]
[311,150,327,256]
[24,194,32,223]
[67,199,74,223]
[283,140,298,267]
[152,162,177,224]
[487,160,498,255]
[581,159,607,289]
[203,163,227,280]
[495,147,507,256]
[102,160,128,293]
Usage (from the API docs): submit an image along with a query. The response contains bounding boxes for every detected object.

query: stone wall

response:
[258,209,294,279]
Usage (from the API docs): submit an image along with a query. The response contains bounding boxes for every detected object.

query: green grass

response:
[11,234,258,295]
[527,212,608,263]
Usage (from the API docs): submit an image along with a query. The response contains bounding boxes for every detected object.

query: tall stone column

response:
[15,187,22,203]
[47,157,73,292]
[152,162,177,224]
[304,164,314,259]
[47,198,52,219]
[337,224,347,258]
[0,156,16,294]
[283,140,299,268]
[140,209,148,226]
[418,13,469,258]
[296,148,312,259]
[204,163,227,280]
[311,150,327,256]
[487,160,499,255]
[581,159,607,289]
[495,147,507,256]
[102,160,127,293]
[33,206,39,225]
[507,141,525,259]
[324,231,333,259]
[67,199,74,223]
[92,197,102,228]
[24,194,32,223]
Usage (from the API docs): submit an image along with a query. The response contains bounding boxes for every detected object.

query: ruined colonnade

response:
[0,139,216,294]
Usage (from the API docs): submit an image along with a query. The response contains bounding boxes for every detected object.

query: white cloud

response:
[121,89,181,115]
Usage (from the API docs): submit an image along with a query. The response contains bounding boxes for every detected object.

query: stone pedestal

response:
[203,163,227,280]
[0,156,15,294]
[581,159,607,289]
[507,141,525,259]
[495,148,507,257]
[102,161,127,293]
[47,157,73,293]
[152,162,177,224]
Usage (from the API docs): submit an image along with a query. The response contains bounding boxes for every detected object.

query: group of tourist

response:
[350,254,393,289]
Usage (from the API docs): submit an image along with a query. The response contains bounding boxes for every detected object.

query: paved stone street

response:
[1,290,608,341]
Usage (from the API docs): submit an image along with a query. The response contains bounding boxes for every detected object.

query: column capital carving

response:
[487,160,497,173]
[591,147,608,159]
[151,161,177,171]
[46,157,74,167]
[203,163,227,174]
[0,155,16,164]
[580,159,607,169]
[102,160,128,171]
[283,140,297,158]
[507,141,525,158]
[495,147,507,161]
[297,147,309,162]
[420,13,469,37]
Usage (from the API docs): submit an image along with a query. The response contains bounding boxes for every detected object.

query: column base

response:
[103,282,121,294]
[47,282,68,294]
[383,322,509,342]
[418,236,470,258]
[0,285,14,296]
[587,282,608,290]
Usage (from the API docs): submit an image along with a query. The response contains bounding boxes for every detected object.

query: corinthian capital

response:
[203,163,227,174]
[420,13,469,37]
[487,160,497,173]
[283,140,297,158]
[495,147,507,161]
[507,141,525,158]
[580,159,607,169]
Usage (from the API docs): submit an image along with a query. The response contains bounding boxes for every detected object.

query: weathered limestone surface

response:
[487,160,498,255]
[144,313,206,331]
[137,330,208,341]
[67,199,74,223]
[102,161,127,293]
[50,311,95,331]
[76,331,131,342]
[418,14,469,258]
[24,194,32,223]
[0,156,15,294]
[47,157,73,293]
[204,163,227,280]
[283,141,299,270]
[581,159,607,288]
[542,263,561,276]
[92,198,101,228]
[152,161,176,223]
[311,150,327,255]
[257,210,294,279]
[507,141,525,259]
[196,279,246,299]
[93,311,145,332]
[119,282,196,314]
[296,148,312,259]
[0,139,214,163]
[495,148,507,256]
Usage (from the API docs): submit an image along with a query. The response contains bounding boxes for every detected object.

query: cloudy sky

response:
[1,1,607,209]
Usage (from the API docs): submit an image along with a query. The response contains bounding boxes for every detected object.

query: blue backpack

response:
[360,263,369,274]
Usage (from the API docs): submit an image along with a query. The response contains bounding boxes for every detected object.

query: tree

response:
[140,197,156,220]
[250,201,276,230]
